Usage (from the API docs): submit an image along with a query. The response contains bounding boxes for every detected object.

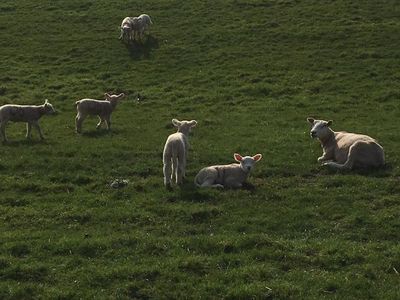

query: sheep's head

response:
[172,119,197,135]
[43,99,56,115]
[234,153,262,173]
[105,93,125,102]
[307,117,332,139]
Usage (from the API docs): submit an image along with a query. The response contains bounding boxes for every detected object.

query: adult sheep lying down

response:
[307,117,385,170]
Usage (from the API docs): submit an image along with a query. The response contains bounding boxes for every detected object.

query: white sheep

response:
[194,153,262,188]
[75,93,125,133]
[163,119,197,188]
[0,99,56,142]
[119,17,134,42]
[307,117,385,169]
[136,14,153,39]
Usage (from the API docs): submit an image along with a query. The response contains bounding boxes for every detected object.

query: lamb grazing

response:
[75,93,125,133]
[163,119,197,189]
[194,153,262,188]
[307,117,385,170]
[0,99,56,142]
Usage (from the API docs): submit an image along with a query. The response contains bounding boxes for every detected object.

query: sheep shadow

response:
[317,163,393,178]
[125,35,159,60]
[80,128,124,138]
[2,139,49,147]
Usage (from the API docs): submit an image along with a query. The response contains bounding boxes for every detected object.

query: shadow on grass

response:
[316,163,393,178]
[2,139,49,147]
[125,35,159,60]
[80,128,124,138]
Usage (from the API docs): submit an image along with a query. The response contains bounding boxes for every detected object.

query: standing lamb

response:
[163,119,197,189]
[307,117,385,169]
[75,93,125,133]
[0,99,56,142]
[194,153,262,188]
[136,14,153,40]
[119,17,134,42]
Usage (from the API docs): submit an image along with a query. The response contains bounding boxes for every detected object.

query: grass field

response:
[0,0,400,298]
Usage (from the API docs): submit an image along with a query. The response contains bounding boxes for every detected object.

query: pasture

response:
[0,0,399,298]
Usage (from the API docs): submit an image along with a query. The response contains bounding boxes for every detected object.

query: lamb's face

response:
[172,119,197,135]
[307,118,332,139]
[105,93,125,102]
[234,153,262,173]
[44,100,56,115]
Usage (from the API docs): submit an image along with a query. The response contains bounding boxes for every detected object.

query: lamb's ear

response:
[104,93,111,99]
[189,120,197,127]
[234,153,243,162]
[118,93,125,98]
[307,117,315,124]
[172,119,181,127]
[253,154,262,162]
[327,120,333,127]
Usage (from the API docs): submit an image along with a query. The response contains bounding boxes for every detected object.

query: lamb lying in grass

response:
[0,99,56,142]
[195,153,262,188]
[163,119,197,188]
[75,93,125,133]
[307,117,385,169]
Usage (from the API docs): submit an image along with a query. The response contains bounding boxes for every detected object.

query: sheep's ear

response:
[189,120,197,127]
[44,99,48,104]
[327,120,333,127]
[104,93,111,99]
[172,119,181,127]
[307,117,315,124]
[253,154,262,162]
[118,93,125,98]
[234,153,243,162]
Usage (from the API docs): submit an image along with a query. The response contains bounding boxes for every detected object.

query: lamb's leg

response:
[171,157,178,184]
[75,113,85,134]
[200,179,223,188]
[176,159,184,185]
[33,121,44,140]
[0,122,7,142]
[105,117,111,130]
[163,159,172,188]
[26,122,32,139]
[96,117,104,129]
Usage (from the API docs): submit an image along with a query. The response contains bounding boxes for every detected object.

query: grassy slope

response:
[0,0,399,298]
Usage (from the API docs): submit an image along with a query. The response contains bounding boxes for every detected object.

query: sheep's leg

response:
[33,122,44,140]
[171,156,178,184]
[105,117,111,130]
[176,159,185,185]
[26,123,32,139]
[75,114,85,133]
[0,122,7,142]
[200,179,223,188]
[96,117,104,129]
[163,159,172,188]
[323,142,361,170]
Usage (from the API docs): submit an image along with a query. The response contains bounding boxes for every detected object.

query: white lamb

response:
[75,93,125,133]
[163,119,197,188]
[307,117,385,169]
[119,17,134,42]
[0,99,56,142]
[194,153,262,188]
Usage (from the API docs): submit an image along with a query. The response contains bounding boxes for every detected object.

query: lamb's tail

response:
[74,100,80,108]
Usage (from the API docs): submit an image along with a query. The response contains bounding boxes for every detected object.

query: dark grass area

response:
[0,0,400,298]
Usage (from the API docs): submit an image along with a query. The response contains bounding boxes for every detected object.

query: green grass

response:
[0,0,400,298]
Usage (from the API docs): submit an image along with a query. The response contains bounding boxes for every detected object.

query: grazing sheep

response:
[194,153,262,188]
[75,93,125,133]
[163,119,197,188]
[307,117,385,169]
[0,99,56,142]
